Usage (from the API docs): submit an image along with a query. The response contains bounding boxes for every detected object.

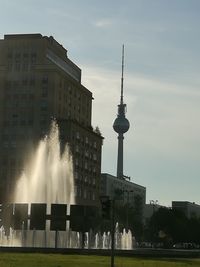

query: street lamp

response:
[110,189,134,267]
[123,190,133,230]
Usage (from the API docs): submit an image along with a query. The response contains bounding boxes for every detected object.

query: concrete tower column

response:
[113,45,130,179]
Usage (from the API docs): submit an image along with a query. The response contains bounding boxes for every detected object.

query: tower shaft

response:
[113,45,130,179]
[117,133,124,179]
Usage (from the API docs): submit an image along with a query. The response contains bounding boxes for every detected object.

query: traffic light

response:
[101,197,111,220]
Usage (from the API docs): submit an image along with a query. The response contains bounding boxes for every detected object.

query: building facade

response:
[0,34,103,205]
[143,201,164,225]
[172,201,200,219]
[101,173,146,208]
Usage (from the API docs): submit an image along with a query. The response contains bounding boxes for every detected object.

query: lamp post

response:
[123,190,133,230]
[110,188,125,267]
[149,200,159,247]
[111,198,115,267]
[100,195,115,267]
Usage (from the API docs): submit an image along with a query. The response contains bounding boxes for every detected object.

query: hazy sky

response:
[1,0,200,206]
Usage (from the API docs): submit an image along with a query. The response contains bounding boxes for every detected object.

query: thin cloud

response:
[94,18,114,28]
[81,63,200,166]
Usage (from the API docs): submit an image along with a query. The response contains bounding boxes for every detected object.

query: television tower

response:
[113,45,130,179]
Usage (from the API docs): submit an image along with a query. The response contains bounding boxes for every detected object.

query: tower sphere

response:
[113,116,130,134]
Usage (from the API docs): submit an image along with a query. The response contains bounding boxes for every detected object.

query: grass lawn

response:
[0,253,200,267]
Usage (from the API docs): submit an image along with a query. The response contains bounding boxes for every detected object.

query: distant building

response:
[100,173,146,208]
[172,201,200,219]
[0,33,103,205]
[143,201,165,224]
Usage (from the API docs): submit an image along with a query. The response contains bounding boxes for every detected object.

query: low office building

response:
[101,173,146,208]
[143,201,165,224]
[172,201,200,219]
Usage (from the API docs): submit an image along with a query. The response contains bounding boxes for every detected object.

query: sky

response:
[0,0,200,206]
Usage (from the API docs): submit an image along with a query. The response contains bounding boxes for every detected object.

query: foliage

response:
[114,194,144,241]
[144,207,200,246]
[94,126,101,135]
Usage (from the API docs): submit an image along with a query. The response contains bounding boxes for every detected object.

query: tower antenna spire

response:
[120,44,125,104]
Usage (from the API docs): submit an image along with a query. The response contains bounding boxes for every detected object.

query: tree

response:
[144,207,200,247]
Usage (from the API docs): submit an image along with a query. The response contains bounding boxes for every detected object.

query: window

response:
[30,77,35,86]
[23,53,28,59]
[58,91,62,101]
[31,53,37,64]
[3,121,9,126]
[22,63,29,71]
[7,63,12,71]
[92,192,95,201]
[28,120,33,126]
[40,106,47,111]
[7,53,12,59]
[42,75,48,84]
[20,120,26,126]
[84,189,87,199]
[74,186,77,197]
[94,142,97,148]
[15,53,21,60]
[76,132,80,139]
[22,79,28,86]
[29,94,34,101]
[41,88,48,97]
[79,187,82,197]
[14,63,20,71]
[3,142,9,148]
[2,135,8,141]
[6,81,11,89]
[74,171,78,180]
[11,142,16,148]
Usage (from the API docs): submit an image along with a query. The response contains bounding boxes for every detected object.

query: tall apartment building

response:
[0,34,103,205]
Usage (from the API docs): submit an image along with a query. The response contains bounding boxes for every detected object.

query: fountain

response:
[0,121,135,249]
[14,120,74,205]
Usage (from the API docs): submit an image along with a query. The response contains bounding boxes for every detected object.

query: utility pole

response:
[111,199,115,267]
[100,196,114,266]
[125,190,133,230]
